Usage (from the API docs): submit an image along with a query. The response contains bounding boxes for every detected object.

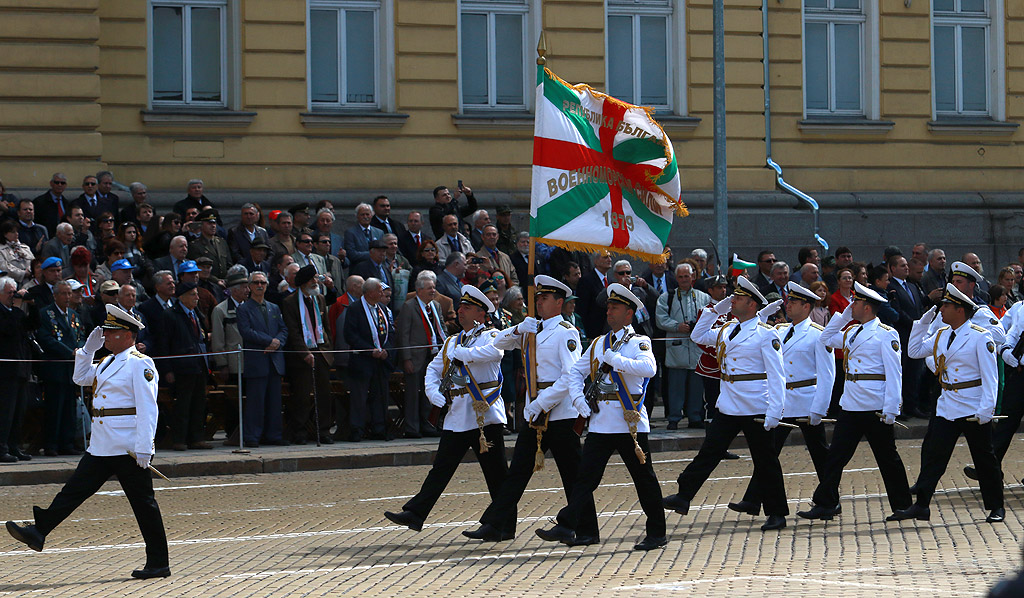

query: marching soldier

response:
[798,281,912,522]
[729,282,835,518]
[930,261,1006,345]
[462,275,599,543]
[384,285,513,533]
[534,283,666,551]
[891,284,1003,523]
[973,302,1024,482]
[662,277,790,532]
[6,304,170,579]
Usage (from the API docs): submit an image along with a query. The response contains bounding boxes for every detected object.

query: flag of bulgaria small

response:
[729,254,756,278]
[530,66,687,263]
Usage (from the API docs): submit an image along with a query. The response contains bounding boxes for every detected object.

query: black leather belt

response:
[91,407,136,417]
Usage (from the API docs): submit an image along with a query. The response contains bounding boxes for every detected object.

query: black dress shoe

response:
[964,465,979,480]
[347,431,362,443]
[723,451,741,460]
[43,449,58,457]
[987,507,1006,523]
[6,521,44,552]
[318,436,335,445]
[404,431,423,439]
[535,524,575,544]
[131,566,171,579]
[0,453,17,463]
[666,421,678,430]
[10,450,31,462]
[566,534,600,546]
[761,515,787,531]
[797,504,841,520]
[662,494,689,515]
[886,504,930,521]
[634,535,668,551]
[728,501,760,516]
[291,435,307,446]
[384,510,424,532]
[462,523,513,542]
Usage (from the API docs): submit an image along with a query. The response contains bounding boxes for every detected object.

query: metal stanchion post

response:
[311,354,322,447]
[233,347,249,454]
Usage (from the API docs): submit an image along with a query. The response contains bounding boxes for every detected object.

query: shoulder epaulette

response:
[809,322,825,331]
[558,320,572,329]
[130,349,146,359]
[878,323,895,332]
[775,323,790,330]
[757,322,773,329]
[971,324,986,333]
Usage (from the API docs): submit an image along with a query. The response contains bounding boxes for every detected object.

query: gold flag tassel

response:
[530,411,550,472]
[623,410,646,465]
[473,400,493,453]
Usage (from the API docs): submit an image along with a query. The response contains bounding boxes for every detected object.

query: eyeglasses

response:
[103,290,118,296]
[760,258,776,264]
[423,247,437,252]
[298,239,312,244]
[83,182,97,186]
[52,181,67,185]
[616,271,631,276]
[250,281,267,286]
[101,218,114,223]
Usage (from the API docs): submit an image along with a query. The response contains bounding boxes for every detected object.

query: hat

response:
[380,281,390,291]
[368,239,386,250]
[41,257,62,270]
[250,240,270,251]
[941,282,977,312]
[196,211,217,222]
[733,276,767,305]
[110,258,133,272]
[853,280,887,304]
[194,256,214,266]
[565,294,578,302]
[497,205,512,215]
[534,274,570,298]
[288,203,309,215]
[177,260,200,274]
[174,281,198,297]
[99,280,120,294]
[268,209,282,221]
[706,275,729,288]
[460,284,495,313]
[101,303,144,333]
[606,282,644,311]
[66,279,84,292]
[225,271,248,287]
[785,281,820,303]
[295,264,317,287]
[479,280,498,295]
[949,261,982,284]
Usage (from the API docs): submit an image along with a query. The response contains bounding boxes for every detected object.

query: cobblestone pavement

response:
[1,438,1021,597]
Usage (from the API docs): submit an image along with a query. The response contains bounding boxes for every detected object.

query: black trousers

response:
[170,372,207,445]
[675,414,789,516]
[348,362,389,436]
[403,363,431,435]
[243,374,283,444]
[403,424,510,523]
[828,358,845,417]
[480,418,598,537]
[914,416,1002,510]
[0,376,28,455]
[285,352,333,440]
[44,379,77,451]
[811,409,911,511]
[34,453,168,568]
[701,375,720,421]
[901,355,925,413]
[991,368,1024,462]
[557,432,665,538]
[741,418,829,508]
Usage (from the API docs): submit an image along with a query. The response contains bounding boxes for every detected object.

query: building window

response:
[932,0,997,117]
[151,0,228,107]
[606,0,673,111]
[803,0,866,116]
[309,1,380,108]
[459,0,529,110]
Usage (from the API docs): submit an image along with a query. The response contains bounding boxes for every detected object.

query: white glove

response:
[921,305,938,325]
[809,412,824,426]
[517,317,539,334]
[428,392,446,408]
[925,355,937,373]
[524,401,543,423]
[976,412,993,425]
[451,346,470,362]
[713,296,734,315]
[758,299,784,323]
[83,327,105,354]
[135,452,151,470]
[763,416,780,431]
[601,352,620,370]
[840,303,854,321]
[1002,348,1020,368]
[882,412,897,425]
[573,397,591,418]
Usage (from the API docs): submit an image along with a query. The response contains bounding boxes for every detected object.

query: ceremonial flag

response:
[530,66,687,263]
[729,254,757,278]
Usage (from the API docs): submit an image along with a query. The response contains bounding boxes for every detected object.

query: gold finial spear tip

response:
[536,31,547,65]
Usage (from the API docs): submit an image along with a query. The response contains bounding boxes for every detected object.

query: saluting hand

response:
[83,327,104,354]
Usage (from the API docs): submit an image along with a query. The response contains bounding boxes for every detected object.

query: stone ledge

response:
[927,118,1019,136]
[451,112,534,130]
[798,118,895,134]
[140,108,257,127]
[300,111,409,129]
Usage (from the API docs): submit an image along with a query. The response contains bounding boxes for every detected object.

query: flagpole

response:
[712,0,729,266]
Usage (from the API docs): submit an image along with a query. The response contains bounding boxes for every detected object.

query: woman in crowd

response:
[997,267,1017,308]
[410,239,441,281]
[990,284,1009,320]
[501,285,526,325]
[827,265,858,415]
[143,212,181,258]
[491,269,510,303]
[808,280,831,326]
[69,246,102,305]
[96,211,117,246]
[0,220,34,286]
[117,221,149,273]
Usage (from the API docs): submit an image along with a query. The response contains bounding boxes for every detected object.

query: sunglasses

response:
[103,290,118,296]
[250,281,267,286]
[298,239,312,244]
[83,182,97,186]
[616,271,631,275]
[52,181,67,185]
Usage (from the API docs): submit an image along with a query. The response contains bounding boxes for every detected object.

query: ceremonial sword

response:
[127,450,171,482]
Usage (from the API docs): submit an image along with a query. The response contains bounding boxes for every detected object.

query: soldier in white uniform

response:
[384,285,511,533]
[462,275,599,543]
[798,281,912,521]
[730,282,835,518]
[535,283,666,551]
[5,304,169,579]
[890,283,1004,523]
[928,261,1006,344]
[662,276,790,532]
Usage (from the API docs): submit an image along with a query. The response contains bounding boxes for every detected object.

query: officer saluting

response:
[384,285,512,533]
[662,276,790,532]
[929,261,1006,345]
[462,275,599,543]
[6,304,170,579]
[729,282,835,519]
[890,283,1004,523]
[798,281,912,522]
[535,283,666,551]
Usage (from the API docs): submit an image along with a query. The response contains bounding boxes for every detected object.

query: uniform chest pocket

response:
[103,415,137,429]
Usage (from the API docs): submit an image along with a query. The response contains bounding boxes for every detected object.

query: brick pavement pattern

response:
[0,439,1021,597]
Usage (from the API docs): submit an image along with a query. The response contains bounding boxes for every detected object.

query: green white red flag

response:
[530,66,686,263]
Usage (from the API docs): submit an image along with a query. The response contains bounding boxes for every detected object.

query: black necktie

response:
[904,280,915,306]
[849,325,863,346]
[538,321,544,334]
[260,301,270,326]
[99,355,114,375]
[728,325,740,341]
[784,326,795,344]
[449,237,458,253]
[364,228,370,242]
[947,331,955,349]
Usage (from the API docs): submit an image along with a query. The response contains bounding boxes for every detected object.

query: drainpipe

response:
[762,0,829,252]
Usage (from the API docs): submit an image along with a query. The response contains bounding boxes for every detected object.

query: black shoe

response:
[964,465,978,480]
[633,535,668,551]
[318,436,335,445]
[10,450,30,462]
[728,501,760,516]
[687,421,706,429]
[0,453,17,463]
[566,534,600,546]
[723,451,741,460]
[131,566,171,579]
[987,507,1006,523]
[291,435,307,446]
[909,483,918,494]
[761,515,787,531]
[404,431,423,439]
[6,521,44,552]
[662,494,689,515]
[666,421,678,430]
[535,524,575,544]
[886,504,930,522]
[384,510,424,532]
[462,523,513,542]
[797,504,841,520]
[43,449,58,457]
[347,431,362,443]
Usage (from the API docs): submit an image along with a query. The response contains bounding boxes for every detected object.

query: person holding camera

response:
[656,263,710,430]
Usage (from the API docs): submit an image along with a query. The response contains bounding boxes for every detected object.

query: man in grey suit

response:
[397,271,446,438]
[343,203,383,267]
[436,252,466,307]
[236,271,289,446]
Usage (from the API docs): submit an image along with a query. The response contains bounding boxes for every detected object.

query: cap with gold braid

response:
[949,261,982,284]
[460,284,496,313]
[734,276,767,306]
[101,303,145,333]
[941,282,977,312]
[606,282,644,311]
[534,274,570,298]
[785,280,820,303]
[852,280,887,304]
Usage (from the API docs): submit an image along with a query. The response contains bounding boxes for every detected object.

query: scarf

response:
[299,292,323,349]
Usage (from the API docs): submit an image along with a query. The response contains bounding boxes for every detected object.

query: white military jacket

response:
[72,345,159,457]
[775,318,836,418]
[909,318,997,421]
[427,323,506,432]
[691,310,786,419]
[998,301,1024,366]
[566,325,656,434]
[929,303,1006,345]
[488,315,582,422]
[820,312,902,414]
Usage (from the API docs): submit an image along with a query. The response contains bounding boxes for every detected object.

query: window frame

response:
[457,0,536,113]
[148,0,231,109]
[605,0,678,114]
[930,0,1005,120]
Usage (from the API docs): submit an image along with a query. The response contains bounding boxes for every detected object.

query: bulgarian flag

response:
[530,66,687,263]
[729,254,756,278]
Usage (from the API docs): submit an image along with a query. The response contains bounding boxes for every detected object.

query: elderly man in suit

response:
[227,203,270,264]
[397,271,446,438]
[32,173,71,238]
[157,282,211,451]
[436,253,466,306]
[210,269,248,437]
[0,276,33,462]
[436,214,474,263]
[473,225,518,286]
[282,265,334,445]
[887,254,927,419]
[236,271,289,447]
[343,203,383,267]
[152,236,189,283]
[36,280,86,455]
[575,250,613,340]
[344,277,395,442]
[398,211,431,264]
